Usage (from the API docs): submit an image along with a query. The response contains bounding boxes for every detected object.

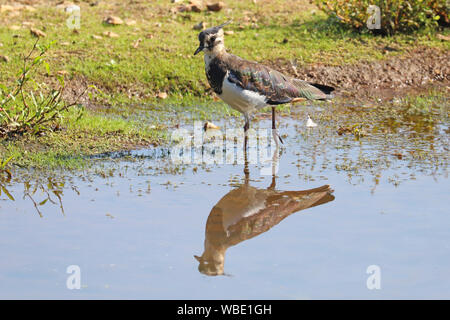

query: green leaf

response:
[1,156,14,168]
[43,61,50,75]
[33,56,42,65]
[1,186,15,201]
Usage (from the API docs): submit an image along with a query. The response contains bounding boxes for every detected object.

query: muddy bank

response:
[58,47,450,110]
[268,47,449,100]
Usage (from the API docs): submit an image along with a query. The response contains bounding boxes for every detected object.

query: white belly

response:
[218,76,267,115]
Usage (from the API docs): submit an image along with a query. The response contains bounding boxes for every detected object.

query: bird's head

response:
[194,21,230,56]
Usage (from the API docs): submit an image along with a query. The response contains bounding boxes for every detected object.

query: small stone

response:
[0,55,10,63]
[193,21,206,30]
[145,33,154,39]
[173,5,191,13]
[30,28,46,38]
[157,92,168,99]
[0,5,15,13]
[23,5,36,12]
[204,121,220,130]
[224,30,234,35]
[8,11,20,18]
[103,31,119,38]
[206,2,224,12]
[104,16,123,25]
[92,34,103,39]
[56,70,69,76]
[189,0,203,12]
[306,115,317,128]
[9,25,21,31]
[437,34,450,41]
[125,19,137,26]
[132,38,142,48]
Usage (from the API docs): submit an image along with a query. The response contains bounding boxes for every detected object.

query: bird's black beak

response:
[194,46,204,55]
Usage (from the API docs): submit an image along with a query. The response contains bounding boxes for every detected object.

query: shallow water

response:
[0,106,449,299]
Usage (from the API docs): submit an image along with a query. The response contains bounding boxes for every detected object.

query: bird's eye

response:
[210,36,216,42]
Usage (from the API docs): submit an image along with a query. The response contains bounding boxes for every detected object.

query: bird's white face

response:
[194,26,226,56]
[205,30,225,54]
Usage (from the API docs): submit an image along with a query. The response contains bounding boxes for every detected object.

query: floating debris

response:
[306,115,317,127]
[203,122,220,131]
[437,34,450,41]
[392,152,404,160]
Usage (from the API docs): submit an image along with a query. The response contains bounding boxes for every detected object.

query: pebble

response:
[30,28,46,38]
[206,2,224,12]
[104,16,123,25]
[0,55,10,63]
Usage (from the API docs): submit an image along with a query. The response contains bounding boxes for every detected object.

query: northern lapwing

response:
[194,22,335,147]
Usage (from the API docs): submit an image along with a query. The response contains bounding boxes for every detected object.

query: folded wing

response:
[224,54,334,104]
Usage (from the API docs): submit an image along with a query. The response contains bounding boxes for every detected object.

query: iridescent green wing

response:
[225,54,332,103]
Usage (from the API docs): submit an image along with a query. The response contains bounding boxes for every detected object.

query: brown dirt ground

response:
[4,1,448,106]
[267,46,450,101]
[65,46,449,109]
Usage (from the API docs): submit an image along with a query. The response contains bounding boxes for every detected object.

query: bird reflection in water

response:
[195,152,335,276]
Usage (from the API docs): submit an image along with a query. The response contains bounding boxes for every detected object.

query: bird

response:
[194,22,334,147]
[194,164,335,276]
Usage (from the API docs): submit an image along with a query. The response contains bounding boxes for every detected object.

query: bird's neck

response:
[205,45,227,62]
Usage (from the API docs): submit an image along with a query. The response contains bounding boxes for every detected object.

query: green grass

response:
[0,0,448,168]
[0,107,165,169]
[1,0,448,106]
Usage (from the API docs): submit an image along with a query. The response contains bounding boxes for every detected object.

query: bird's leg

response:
[243,114,250,151]
[268,175,276,190]
[268,142,279,190]
[271,106,284,146]
[244,143,249,177]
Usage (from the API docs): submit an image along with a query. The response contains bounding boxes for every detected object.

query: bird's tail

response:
[291,79,335,100]
[309,82,335,99]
